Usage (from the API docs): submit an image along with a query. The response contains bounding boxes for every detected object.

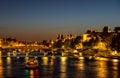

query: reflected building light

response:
[114,50,117,55]
[73,50,78,53]
[60,73,67,78]
[79,52,82,56]
[60,57,67,62]
[42,57,48,65]
[49,58,54,65]
[112,59,119,71]
[76,60,84,71]
[111,59,119,62]
[6,57,11,77]
[112,50,118,55]
[6,57,11,65]
[0,51,2,67]
[25,69,29,76]
[96,61,108,78]
[51,55,55,59]
[0,55,3,77]
[0,58,2,65]
[30,70,34,78]
[7,52,11,57]
[112,70,118,78]
[79,55,84,60]
[62,45,65,49]
[0,51,2,57]
[60,57,67,78]
[111,60,119,78]
[88,56,93,60]
[60,57,67,71]
[95,57,109,61]
[35,69,39,76]
[112,66,118,71]
[13,50,17,57]
[0,51,2,65]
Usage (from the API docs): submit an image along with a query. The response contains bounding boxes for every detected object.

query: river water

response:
[0,56,120,78]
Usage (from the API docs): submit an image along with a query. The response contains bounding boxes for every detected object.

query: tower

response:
[103,26,111,33]
[57,34,64,40]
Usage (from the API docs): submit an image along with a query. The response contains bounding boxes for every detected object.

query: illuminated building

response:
[82,34,91,42]
[114,27,120,33]
[75,43,83,49]
[92,42,106,50]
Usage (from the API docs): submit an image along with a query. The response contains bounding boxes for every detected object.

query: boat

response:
[25,57,39,69]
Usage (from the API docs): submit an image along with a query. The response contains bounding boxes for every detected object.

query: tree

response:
[64,39,71,48]
[42,40,49,47]
[53,40,63,48]
[111,34,120,51]
[72,36,82,48]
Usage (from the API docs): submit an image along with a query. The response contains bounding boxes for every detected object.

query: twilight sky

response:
[0,0,120,41]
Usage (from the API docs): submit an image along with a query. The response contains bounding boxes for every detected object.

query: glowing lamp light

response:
[60,57,67,62]
[73,50,78,53]
[25,69,29,75]
[35,69,39,75]
[112,50,118,55]
[6,57,11,65]
[30,70,34,76]
[42,57,48,65]
[114,50,117,55]
[79,57,84,60]
[62,45,65,49]
[112,59,119,62]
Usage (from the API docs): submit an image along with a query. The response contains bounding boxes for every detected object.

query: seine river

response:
[0,56,120,78]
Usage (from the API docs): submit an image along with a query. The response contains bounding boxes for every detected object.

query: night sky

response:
[0,0,120,41]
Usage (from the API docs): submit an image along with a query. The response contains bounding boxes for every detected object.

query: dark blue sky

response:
[0,0,120,41]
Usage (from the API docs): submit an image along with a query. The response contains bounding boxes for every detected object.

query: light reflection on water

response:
[25,69,39,78]
[29,70,34,78]
[6,57,11,65]
[95,59,120,78]
[0,56,3,77]
[112,59,119,70]
[42,56,49,65]
[75,60,84,71]
[0,56,120,78]
[6,57,12,77]
[96,61,108,78]
[59,57,67,78]
[111,59,119,78]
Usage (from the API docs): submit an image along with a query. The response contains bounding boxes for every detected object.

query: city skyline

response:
[0,0,120,41]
